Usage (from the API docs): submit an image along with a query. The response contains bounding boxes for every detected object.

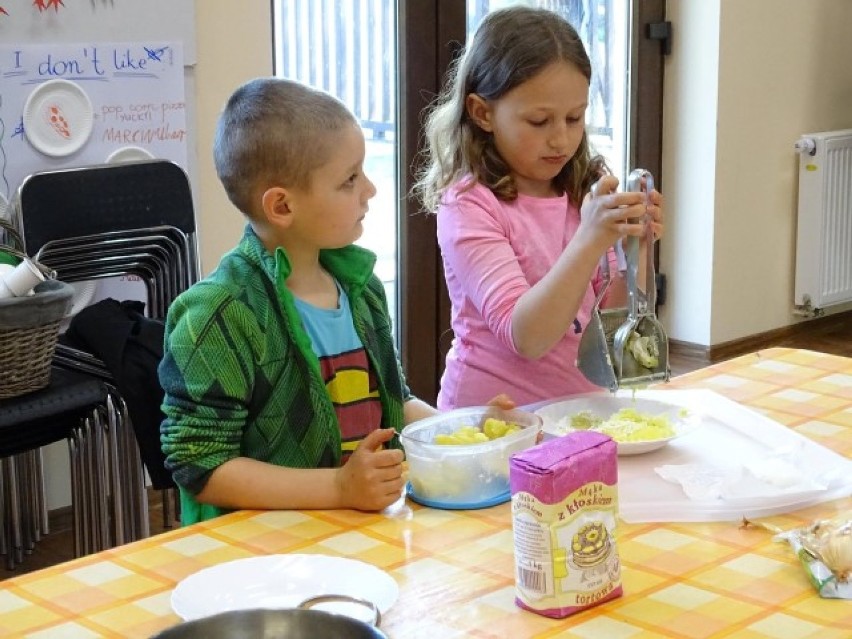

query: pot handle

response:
[298,594,381,627]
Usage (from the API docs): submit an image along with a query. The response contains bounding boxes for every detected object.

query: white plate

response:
[106,145,156,164]
[171,554,399,623]
[534,392,701,455]
[23,79,94,157]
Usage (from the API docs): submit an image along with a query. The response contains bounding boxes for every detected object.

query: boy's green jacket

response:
[158,225,410,524]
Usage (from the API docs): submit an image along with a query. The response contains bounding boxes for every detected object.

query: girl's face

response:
[467,61,589,198]
[286,123,376,250]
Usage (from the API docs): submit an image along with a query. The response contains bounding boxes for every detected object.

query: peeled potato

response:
[483,418,509,439]
[432,418,522,445]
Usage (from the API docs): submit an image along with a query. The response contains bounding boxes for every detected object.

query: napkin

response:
[655,444,830,501]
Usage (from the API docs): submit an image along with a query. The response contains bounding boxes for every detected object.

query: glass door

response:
[272,0,400,328]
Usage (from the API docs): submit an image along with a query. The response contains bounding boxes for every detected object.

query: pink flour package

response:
[509,431,621,618]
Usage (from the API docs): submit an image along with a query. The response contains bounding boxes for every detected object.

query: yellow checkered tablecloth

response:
[1,348,850,638]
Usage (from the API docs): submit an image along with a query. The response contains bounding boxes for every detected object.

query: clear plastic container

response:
[400,407,542,507]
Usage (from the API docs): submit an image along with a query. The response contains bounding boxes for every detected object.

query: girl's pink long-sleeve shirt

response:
[436,181,610,409]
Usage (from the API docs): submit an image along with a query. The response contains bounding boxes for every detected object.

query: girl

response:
[414,6,664,409]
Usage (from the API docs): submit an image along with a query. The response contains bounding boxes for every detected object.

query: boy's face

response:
[285,124,377,250]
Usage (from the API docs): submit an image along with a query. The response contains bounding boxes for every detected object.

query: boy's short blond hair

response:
[213,77,357,218]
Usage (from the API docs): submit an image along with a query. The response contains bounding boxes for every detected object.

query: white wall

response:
[660,0,852,347]
[658,0,719,345]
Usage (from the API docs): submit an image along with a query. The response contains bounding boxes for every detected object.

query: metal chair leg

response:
[0,471,7,562]
[104,394,125,546]
[113,393,149,541]
[18,452,34,554]
[1,457,23,568]
[92,409,110,550]
[0,464,12,569]
[80,417,96,556]
[35,448,48,538]
[68,430,83,558]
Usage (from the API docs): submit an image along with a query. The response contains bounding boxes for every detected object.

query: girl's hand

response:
[486,393,515,410]
[579,174,648,250]
[336,428,405,511]
[622,173,664,242]
[646,187,664,242]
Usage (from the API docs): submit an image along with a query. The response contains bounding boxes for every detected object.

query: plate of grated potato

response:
[534,392,702,455]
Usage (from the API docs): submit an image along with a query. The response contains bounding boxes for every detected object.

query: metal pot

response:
[150,608,388,639]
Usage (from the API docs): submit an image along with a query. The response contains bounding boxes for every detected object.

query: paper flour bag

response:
[509,431,621,618]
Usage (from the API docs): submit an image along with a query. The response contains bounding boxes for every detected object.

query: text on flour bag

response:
[509,431,622,618]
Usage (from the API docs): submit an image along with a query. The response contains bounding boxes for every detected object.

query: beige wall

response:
[660,0,852,346]
[193,0,273,273]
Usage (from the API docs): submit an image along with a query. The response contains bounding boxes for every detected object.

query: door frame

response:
[397,0,464,403]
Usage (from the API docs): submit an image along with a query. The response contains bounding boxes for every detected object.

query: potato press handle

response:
[624,169,657,315]
[611,168,670,387]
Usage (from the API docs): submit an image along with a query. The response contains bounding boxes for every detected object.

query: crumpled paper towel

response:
[655,445,831,501]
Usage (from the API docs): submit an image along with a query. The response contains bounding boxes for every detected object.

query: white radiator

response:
[793,128,852,316]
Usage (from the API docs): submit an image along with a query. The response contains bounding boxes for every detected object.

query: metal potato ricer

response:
[576,168,670,393]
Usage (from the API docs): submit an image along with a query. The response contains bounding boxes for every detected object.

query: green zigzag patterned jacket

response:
[159,225,410,524]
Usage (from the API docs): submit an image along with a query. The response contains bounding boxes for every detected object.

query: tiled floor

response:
[3,319,851,579]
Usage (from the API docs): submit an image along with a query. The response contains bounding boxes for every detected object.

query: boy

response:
[159,78,438,524]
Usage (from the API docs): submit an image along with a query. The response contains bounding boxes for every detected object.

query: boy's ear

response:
[466,93,493,132]
[261,186,294,227]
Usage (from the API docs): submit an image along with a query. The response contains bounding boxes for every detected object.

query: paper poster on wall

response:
[0,41,186,204]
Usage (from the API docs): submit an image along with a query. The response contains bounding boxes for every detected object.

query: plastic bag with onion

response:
[754,517,852,599]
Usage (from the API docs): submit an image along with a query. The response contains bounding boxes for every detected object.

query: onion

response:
[801,518,852,583]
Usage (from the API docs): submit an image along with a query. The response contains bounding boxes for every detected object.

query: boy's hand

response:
[335,428,405,511]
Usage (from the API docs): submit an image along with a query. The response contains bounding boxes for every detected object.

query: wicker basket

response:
[0,221,74,399]
[0,279,74,399]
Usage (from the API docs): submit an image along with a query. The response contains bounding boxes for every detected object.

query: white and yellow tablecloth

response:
[1,348,850,638]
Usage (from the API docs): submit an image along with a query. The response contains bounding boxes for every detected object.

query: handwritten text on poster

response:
[0,41,186,201]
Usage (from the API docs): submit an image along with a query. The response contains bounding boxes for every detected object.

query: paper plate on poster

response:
[106,145,156,164]
[23,79,95,157]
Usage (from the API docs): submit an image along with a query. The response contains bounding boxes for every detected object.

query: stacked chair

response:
[1,159,199,559]
[0,367,110,569]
